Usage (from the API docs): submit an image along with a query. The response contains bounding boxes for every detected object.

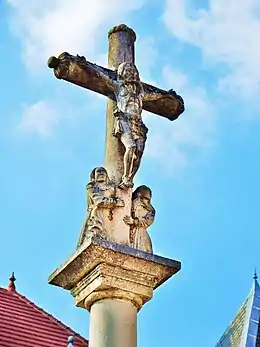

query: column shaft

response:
[89,299,137,347]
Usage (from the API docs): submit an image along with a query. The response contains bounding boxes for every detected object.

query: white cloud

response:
[17,101,58,137]
[163,0,260,98]
[7,0,144,72]
[145,65,215,172]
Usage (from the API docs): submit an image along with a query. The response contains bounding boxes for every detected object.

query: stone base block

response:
[48,237,181,311]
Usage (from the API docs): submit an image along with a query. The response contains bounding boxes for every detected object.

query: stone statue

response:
[92,62,148,189]
[77,167,124,247]
[112,62,148,189]
[48,37,184,249]
[123,185,155,253]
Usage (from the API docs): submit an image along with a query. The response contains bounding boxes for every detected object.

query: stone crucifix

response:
[48,24,183,347]
[47,24,184,247]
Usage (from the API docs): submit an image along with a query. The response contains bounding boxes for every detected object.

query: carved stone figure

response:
[77,167,124,247]
[86,61,148,189]
[124,185,155,253]
[112,62,148,189]
[48,30,185,250]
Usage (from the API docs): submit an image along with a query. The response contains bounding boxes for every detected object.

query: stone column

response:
[89,299,137,347]
[48,238,181,347]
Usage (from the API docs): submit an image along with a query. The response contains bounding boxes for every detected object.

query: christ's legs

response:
[130,138,145,181]
[119,132,136,188]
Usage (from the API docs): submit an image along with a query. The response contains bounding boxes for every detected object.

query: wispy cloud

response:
[17,101,58,137]
[163,0,260,99]
[145,66,215,172]
[136,36,159,85]
[135,36,215,173]
[7,0,144,72]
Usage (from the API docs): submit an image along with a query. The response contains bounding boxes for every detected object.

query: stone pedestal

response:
[49,237,181,347]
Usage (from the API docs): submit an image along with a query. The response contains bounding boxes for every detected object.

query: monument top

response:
[47,23,183,347]
[108,24,137,41]
[47,21,185,251]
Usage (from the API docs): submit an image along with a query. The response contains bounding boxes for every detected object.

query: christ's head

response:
[117,62,140,83]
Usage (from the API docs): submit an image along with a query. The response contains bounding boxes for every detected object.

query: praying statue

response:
[123,185,155,253]
[77,167,124,247]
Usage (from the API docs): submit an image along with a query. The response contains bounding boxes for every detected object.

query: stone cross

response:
[48,25,184,185]
[48,24,182,347]
[48,24,184,247]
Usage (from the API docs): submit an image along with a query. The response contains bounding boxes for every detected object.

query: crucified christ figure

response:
[48,49,184,190]
[111,62,147,189]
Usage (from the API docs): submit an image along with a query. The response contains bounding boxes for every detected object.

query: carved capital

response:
[48,238,181,312]
[71,263,151,310]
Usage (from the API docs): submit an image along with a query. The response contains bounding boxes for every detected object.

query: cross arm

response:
[47,52,184,121]
[47,52,117,97]
[142,85,184,121]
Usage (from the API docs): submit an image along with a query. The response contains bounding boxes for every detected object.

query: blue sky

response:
[1,0,260,346]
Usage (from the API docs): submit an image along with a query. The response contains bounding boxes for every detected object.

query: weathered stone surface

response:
[47,53,184,122]
[48,237,181,311]
[108,24,136,42]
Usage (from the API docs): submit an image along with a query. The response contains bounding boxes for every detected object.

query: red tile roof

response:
[0,287,88,347]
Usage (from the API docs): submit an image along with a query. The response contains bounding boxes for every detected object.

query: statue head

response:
[117,62,140,83]
[90,167,108,185]
[132,185,152,202]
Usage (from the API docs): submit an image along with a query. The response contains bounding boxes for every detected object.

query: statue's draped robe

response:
[78,183,115,246]
[131,197,155,253]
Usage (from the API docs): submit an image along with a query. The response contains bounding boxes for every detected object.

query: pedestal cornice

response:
[48,237,181,311]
